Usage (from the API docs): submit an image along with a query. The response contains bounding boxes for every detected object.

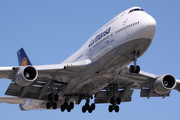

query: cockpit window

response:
[129,8,144,14]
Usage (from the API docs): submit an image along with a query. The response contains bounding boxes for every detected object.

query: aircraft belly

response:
[96,38,152,70]
[61,38,152,95]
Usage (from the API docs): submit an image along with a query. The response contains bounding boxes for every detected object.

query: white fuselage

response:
[63,7,156,67]
[60,7,156,95]
[20,7,156,110]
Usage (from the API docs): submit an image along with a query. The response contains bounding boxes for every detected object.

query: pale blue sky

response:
[0,1,180,120]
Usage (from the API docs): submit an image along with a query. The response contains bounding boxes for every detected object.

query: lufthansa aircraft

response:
[0,6,180,113]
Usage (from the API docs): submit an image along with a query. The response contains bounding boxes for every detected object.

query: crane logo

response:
[21,58,27,66]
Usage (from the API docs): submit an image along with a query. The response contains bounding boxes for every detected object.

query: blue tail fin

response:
[17,48,32,66]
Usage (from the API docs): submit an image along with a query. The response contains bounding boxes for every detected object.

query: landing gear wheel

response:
[108,105,113,112]
[135,65,140,73]
[82,98,96,113]
[88,107,92,113]
[85,103,89,110]
[110,97,115,104]
[129,65,140,73]
[91,103,95,110]
[116,97,121,105]
[82,106,86,113]
[67,106,71,112]
[46,102,51,109]
[63,101,68,109]
[53,102,57,109]
[129,65,135,73]
[115,105,119,113]
[70,102,74,109]
[61,105,65,112]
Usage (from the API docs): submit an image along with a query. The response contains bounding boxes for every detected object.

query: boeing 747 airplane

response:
[0,6,180,113]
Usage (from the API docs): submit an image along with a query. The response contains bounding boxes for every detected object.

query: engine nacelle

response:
[19,99,43,110]
[15,66,38,86]
[19,99,61,110]
[154,74,176,94]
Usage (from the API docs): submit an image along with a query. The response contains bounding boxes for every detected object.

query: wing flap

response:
[140,88,170,97]
[5,81,65,100]
[95,97,132,104]
[5,83,42,100]
[94,89,133,104]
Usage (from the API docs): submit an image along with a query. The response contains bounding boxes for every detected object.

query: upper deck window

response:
[129,8,144,14]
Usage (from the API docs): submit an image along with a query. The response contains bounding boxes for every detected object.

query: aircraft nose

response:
[143,15,156,31]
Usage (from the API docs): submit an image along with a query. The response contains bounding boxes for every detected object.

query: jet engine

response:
[19,99,43,110]
[19,99,61,110]
[15,66,38,86]
[154,74,176,94]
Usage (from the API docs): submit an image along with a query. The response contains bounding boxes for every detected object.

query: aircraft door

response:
[88,42,93,58]
[115,18,128,42]
[123,18,128,41]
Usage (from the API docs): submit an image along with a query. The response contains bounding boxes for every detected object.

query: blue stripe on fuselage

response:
[89,27,111,47]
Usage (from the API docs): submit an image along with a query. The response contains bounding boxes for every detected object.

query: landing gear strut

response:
[46,81,59,109]
[129,51,140,73]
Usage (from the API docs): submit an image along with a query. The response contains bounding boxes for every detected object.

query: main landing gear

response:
[108,97,121,113]
[61,100,74,112]
[46,94,59,109]
[46,81,60,109]
[82,99,95,113]
[129,51,140,73]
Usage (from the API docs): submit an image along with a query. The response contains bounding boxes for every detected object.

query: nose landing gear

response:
[129,51,140,73]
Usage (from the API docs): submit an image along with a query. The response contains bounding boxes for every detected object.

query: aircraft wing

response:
[123,68,180,95]
[0,61,179,105]
[174,79,180,92]
[0,67,19,80]
[0,59,92,100]
[94,67,179,104]
[34,62,89,82]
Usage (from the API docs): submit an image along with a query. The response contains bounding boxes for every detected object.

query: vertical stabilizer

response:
[17,48,32,66]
